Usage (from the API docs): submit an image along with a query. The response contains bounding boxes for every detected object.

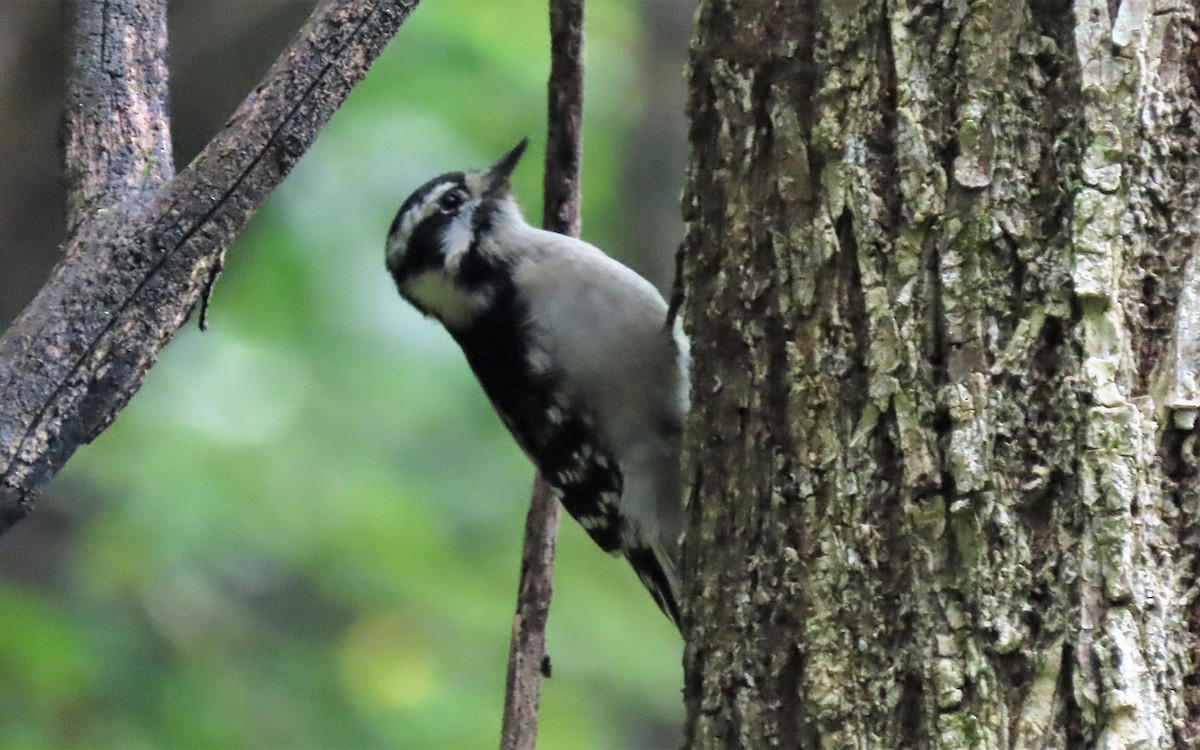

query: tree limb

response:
[0,0,419,531]
[63,0,173,233]
[499,0,585,746]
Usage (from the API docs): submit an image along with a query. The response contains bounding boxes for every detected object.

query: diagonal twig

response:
[0,0,419,532]
[499,0,585,747]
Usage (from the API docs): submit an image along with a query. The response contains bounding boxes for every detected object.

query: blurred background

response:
[0,0,691,747]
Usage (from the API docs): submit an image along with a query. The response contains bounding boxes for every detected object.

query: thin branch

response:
[541,0,586,238]
[0,0,419,531]
[499,0,585,747]
[63,0,173,233]
[500,475,561,750]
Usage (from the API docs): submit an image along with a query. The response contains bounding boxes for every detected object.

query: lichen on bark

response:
[679,1,1200,747]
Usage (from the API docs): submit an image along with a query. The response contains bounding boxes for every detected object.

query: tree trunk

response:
[678,1,1200,747]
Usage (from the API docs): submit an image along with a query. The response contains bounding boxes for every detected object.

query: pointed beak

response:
[483,138,528,195]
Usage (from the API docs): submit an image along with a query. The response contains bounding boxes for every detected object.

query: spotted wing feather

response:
[533,411,681,626]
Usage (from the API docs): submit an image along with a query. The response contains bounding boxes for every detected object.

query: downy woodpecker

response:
[385,141,688,626]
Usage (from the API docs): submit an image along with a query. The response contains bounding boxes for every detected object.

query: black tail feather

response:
[625,546,681,629]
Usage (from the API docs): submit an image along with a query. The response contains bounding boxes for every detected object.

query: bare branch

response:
[500,476,561,750]
[63,0,173,232]
[541,0,585,237]
[499,0,585,746]
[0,0,419,530]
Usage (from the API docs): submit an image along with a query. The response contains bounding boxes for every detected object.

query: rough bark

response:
[0,0,418,532]
[679,1,1200,747]
[62,0,173,233]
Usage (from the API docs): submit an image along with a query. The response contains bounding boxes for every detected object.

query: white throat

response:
[402,271,490,330]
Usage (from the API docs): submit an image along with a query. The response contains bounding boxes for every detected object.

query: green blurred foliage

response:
[0,0,686,747]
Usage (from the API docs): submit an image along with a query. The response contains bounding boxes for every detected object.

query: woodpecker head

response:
[386,140,528,329]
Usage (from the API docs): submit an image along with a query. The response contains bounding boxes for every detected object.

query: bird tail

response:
[624,544,682,630]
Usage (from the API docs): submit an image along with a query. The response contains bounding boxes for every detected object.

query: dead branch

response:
[0,0,419,531]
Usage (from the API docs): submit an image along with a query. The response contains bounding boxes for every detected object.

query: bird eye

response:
[439,190,465,212]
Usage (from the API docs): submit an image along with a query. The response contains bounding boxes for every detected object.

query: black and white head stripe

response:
[388,172,468,241]
[385,173,470,280]
[386,140,527,265]
[385,141,530,325]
